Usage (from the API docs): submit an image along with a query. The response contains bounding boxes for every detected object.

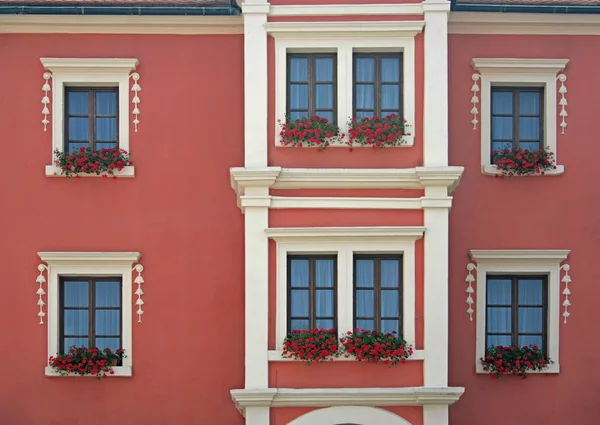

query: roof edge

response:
[450,0,600,14]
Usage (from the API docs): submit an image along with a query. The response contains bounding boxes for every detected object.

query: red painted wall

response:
[448,34,600,425]
[0,33,245,425]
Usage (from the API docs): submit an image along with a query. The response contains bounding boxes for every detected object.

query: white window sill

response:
[476,363,559,375]
[482,164,564,177]
[45,165,135,178]
[275,135,414,148]
[45,365,132,377]
[268,349,424,362]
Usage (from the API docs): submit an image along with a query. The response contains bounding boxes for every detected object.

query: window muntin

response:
[353,53,403,120]
[491,87,544,156]
[353,255,402,334]
[64,87,119,153]
[486,275,548,352]
[59,277,123,357]
[287,54,337,123]
[287,256,337,332]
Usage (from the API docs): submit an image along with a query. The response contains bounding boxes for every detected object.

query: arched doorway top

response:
[288,406,413,425]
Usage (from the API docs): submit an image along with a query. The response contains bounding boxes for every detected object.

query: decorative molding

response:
[288,406,414,425]
[41,72,52,131]
[38,251,141,264]
[36,264,48,325]
[268,349,425,362]
[560,264,572,324]
[557,74,568,135]
[266,226,426,242]
[230,387,466,415]
[472,58,569,75]
[0,15,243,35]
[470,73,480,130]
[130,72,141,132]
[465,263,476,321]
[133,264,145,323]
[40,57,139,72]
[265,21,425,38]
[269,3,424,16]
[469,249,570,263]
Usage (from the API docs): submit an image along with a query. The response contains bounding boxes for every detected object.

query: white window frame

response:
[273,34,418,148]
[472,58,569,176]
[38,252,141,377]
[267,227,424,354]
[40,58,139,177]
[470,249,570,374]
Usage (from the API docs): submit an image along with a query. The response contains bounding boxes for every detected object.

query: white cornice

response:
[472,58,569,75]
[269,3,423,16]
[230,387,465,415]
[450,11,600,35]
[265,226,426,242]
[264,21,424,38]
[38,252,142,265]
[0,15,243,35]
[469,250,570,263]
[40,58,139,73]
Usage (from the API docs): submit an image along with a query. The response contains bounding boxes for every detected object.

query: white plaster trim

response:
[288,406,414,425]
[45,165,135,178]
[273,34,418,149]
[449,12,600,35]
[266,196,423,210]
[469,249,569,374]
[40,58,139,175]
[482,164,564,177]
[268,349,425,361]
[472,58,568,174]
[0,15,243,34]
[268,228,423,352]
[45,365,132,377]
[269,3,423,16]
[38,252,141,376]
[230,387,465,415]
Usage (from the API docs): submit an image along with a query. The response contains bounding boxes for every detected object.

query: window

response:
[353,255,402,334]
[491,87,543,160]
[287,54,337,123]
[287,255,337,332]
[60,277,123,358]
[65,88,119,153]
[353,53,402,120]
[486,275,547,352]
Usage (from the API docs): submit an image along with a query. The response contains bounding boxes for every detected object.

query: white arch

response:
[287,406,413,425]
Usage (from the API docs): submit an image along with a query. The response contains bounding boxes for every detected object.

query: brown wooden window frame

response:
[64,87,120,152]
[353,254,403,335]
[485,275,548,353]
[286,53,338,124]
[490,86,544,156]
[59,276,123,357]
[286,255,337,333]
[352,52,404,119]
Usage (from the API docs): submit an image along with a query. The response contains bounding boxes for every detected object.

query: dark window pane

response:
[487,307,511,333]
[492,141,513,152]
[315,111,334,122]
[356,289,374,317]
[316,290,334,317]
[380,58,400,82]
[96,117,118,141]
[355,84,374,110]
[520,141,540,151]
[518,335,543,348]
[64,281,88,307]
[356,319,374,330]
[315,85,334,109]
[64,310,88,335]
[290,290,309,317]
[68,117,89,140]
[316,319,334,330]
[355,57,375,82]
[315,57,334,82]
[491,91,513,114]
[380,260,399,288]
[68,91,89,115]
[381,319,399,334]
[315,259,334,287]
[519,91,540,115]
[518,279,543,305]
[381,85,400,110]
[355,111,374,119]
[492,117,513,140]
[68,142,89,153]
[355,260,374,287]
[64,337,88,349]
[95,337,120,352]
[289,111,309,121]
[95,91,118,115]
[290,319,309,331]
[488,335,511,347]
[290,84,309,110]
[487,279,511,305]
[518,307,543,333]
[519,117,540,140]
[95,310,120,335]
[289,57,308,82]
[290,259,309,288]
[381,290,399,317]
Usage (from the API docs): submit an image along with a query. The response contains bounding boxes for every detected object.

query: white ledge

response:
[268,350,425,362]
[240,196,453,211]
[45,365,132,377]
[275,136,414,148]
[472,58,569,75]
[265,21,424,38]
[38,252,142,265]
[230,386,465,415]
[265,226,425,242]
[476,363,559,375]
[40,57,139,73]
[469,250,570,263]
[46,165,135,178]
[482,164,564,177]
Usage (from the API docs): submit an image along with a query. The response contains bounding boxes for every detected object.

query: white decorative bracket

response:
[133,264,145,322]
[560,264,572,323]
[470,73,480,130]
[130,72,141,132]
[42,72,52,131]
[465,263,477,321]
[36,264,48,324]
[557,74,567,135]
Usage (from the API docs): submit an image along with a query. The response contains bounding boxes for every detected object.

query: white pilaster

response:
[422,0,450,166]
[243,1,270,167]
[423,405,449,425]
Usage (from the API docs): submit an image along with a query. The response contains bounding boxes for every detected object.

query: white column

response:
[422,0,450,167]
[246,407,270,425]
[243,1,270,167]
[424,405,449,425]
